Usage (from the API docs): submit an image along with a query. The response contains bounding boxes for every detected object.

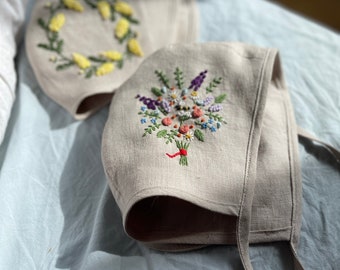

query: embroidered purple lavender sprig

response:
[136,68,227,166]
[189,70,207,91]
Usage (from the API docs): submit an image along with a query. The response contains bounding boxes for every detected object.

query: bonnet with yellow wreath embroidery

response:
[26,0,198,119]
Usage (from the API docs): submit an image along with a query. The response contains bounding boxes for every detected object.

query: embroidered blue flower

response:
[141,106,147,112]
[201,122,208,129]
[210,126,217,132]
[141,118,147,124]
[181,88,188,96]
[151,118,157,124]
[208,118,214,124]
[161,86,168,94]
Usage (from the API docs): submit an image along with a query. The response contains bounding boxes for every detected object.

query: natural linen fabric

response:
[101,43,302,269]
[25,0,198,120]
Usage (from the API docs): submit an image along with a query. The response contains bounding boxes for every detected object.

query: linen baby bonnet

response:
[101,42,304,270]
[26,0,198,119]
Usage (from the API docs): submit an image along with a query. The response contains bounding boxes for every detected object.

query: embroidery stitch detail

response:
[136,68,227,166]
[37,0,143,78]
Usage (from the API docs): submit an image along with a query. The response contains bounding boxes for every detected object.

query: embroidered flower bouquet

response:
[136,68,227,166]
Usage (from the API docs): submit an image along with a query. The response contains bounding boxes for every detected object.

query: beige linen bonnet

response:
[26,0,198,119]
[101,42,305,269]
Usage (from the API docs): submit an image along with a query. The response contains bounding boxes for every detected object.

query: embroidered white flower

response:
[184,131,194,141]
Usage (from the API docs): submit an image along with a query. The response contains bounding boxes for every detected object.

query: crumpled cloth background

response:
[0,0,339,269]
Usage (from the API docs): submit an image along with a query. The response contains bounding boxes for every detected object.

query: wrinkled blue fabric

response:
[0,0,339,269]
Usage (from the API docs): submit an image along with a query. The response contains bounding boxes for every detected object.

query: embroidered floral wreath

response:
[136,68,227,166]
[37,0,143,78]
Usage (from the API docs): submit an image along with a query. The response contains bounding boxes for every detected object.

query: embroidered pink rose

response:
[162,117,172,126]
[179,125,190,134]
[192,107,203,118]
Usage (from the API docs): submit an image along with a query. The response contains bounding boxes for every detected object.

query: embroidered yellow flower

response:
[96,62,115,76]
[114,1,133,16]
[115,18,129,39]
[128,38,144,57]
[72,53,91,69]
[49,13,65,32]
[63,0,84,12]
[97,1,111,20]
[101,51,123,61]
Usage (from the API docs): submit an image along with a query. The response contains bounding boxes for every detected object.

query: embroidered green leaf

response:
[178,115,190,124]
[214,93,227,104]
[85,68,94,78]
[37,18,48,30]
[174,67,184,89]
[151,87,163,97]
[140,110,161,119]
[123,15,139,24]
[165,130,178,144]
[117,59,124,69]
[119,29,133,44]
[194,129,205,142]
[56,62,75,71]
[143,123,160,137]
[110,6,116,21]
[158,106,168,116]
[206,112,227,124]
[56,40,64,53]
[83,0,97,8]
[50,32,59,43]
[155,70,171,88]
[88,56,107,63]
[206,77,222,93]
[37,43,52,50]
[157,130,167,138]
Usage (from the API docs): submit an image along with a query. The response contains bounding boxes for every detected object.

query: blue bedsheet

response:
[1,0,339,269]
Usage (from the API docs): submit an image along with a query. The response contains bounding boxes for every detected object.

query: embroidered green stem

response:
[138,110,161,119]
[143,122,161,137]
[205,112,227,123]
[164,130,178,144]
[206,77,222,93]
[155,70,171,89]
[178,115,191,125]
[174,67,184,89]
[157,106,168,116]
[175,140,190,166]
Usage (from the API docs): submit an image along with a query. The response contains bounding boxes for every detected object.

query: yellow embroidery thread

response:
[101,51,123,61]
[96,62,115,76]
[128,38,144,57]
[48,13,65,32]
[72,53,91,69]
[97,1,111,20]
[114,1,133,16]
[63,0,84,12]
[115,18,129,39]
